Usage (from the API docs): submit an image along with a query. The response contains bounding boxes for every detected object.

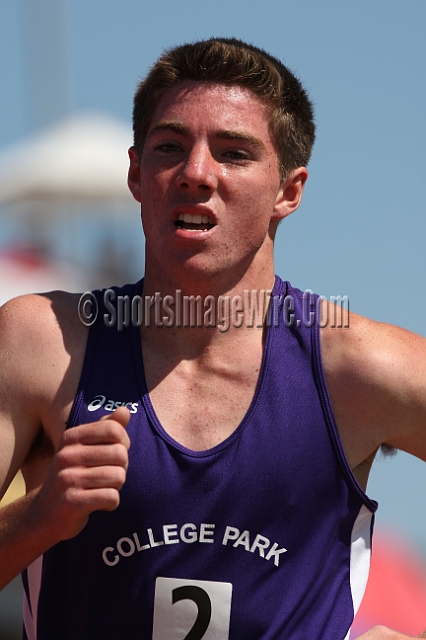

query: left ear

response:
[128,146,142,203]
[271,167,308,221]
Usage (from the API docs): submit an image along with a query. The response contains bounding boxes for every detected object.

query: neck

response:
[140,257,276,358]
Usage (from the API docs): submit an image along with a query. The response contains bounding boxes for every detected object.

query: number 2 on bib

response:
[152,577,233,640]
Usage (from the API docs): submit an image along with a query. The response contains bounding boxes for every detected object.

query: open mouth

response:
[175,212,215,231]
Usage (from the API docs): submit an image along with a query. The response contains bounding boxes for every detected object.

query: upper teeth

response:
[178,213,211,224]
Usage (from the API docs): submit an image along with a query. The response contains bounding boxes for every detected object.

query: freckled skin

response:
[128,82,299,296]
[126,82,308,452]
[0,73,425,640]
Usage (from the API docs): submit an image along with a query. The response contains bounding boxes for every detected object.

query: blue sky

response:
[1,1,426,551]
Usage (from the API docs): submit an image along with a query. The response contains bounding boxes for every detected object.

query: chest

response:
[146,352,264,451]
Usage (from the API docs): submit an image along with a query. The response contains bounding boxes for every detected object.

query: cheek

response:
[142,170,177,208]
[139,182,165,222]
[232,181,279,222]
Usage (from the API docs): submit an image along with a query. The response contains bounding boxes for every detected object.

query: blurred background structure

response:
[0,0,143,294]
[1,0,426,637]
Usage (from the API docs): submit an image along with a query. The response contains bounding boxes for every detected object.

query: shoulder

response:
[319,300,426,466]
[0,291,89,484]
[320,302,426,384]
[0,290,87,372]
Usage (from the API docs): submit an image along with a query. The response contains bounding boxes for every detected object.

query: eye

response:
[222,149,251,161]
[155,142,183,153]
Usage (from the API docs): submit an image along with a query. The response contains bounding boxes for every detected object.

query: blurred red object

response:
[352,531,426,637]
[0,245,84,304]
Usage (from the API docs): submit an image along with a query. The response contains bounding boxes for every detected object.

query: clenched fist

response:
[30,407,131,543]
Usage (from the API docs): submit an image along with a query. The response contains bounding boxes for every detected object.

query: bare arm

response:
[355,626,426,640]
[0,293,130,589]
[321,306,426,637]
[0,410,130,590]
[321,305,426,470]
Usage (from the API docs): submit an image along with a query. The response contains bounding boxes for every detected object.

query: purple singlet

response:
[22,277,377,640]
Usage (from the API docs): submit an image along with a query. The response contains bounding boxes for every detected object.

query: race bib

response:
[152,577,233,640]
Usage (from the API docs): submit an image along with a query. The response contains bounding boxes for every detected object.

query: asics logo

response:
[88,394,139,414]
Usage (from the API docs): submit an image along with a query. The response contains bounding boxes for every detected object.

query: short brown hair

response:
[132,37,315,178]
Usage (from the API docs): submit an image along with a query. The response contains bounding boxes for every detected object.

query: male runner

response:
[0,38,425,639]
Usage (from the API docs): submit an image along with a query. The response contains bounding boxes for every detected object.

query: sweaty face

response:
[128,81,289,289]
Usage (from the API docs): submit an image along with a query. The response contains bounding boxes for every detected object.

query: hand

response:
[29,407,131,544]
[355,626,426,640]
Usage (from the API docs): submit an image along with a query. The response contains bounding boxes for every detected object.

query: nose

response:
[176,144,218,192]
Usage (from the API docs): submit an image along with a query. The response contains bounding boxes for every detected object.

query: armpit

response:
[23,426,55,464]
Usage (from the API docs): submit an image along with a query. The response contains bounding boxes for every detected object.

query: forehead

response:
[147,81,273,139]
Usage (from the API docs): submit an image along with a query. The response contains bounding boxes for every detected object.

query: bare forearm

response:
[0,408,130,591]
[0,488,60,590]
[355,626,426,640]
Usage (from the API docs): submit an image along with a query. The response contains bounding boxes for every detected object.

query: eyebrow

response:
[148,122,266,152]
[215,129,266,152]
[149,122,188,137]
